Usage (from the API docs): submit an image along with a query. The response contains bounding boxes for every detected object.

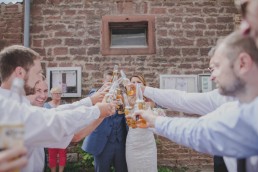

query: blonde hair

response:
[50,87,62,94]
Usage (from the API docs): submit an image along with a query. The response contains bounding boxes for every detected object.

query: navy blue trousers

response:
[94,141,128,172]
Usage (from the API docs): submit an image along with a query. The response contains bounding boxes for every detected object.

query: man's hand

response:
[96,102,116,119]
[0,146,27,172]
[90,92,106,105]
[132,109,157,128]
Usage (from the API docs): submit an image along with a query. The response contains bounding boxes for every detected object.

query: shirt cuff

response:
[91,105,101,119]
[144,86,155,100]
[81,97,93,107]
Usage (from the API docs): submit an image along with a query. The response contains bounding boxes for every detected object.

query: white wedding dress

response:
[126,128,157,172]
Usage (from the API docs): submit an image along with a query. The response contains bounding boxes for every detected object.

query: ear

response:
[14,66,26,79]
[237,52,253,75]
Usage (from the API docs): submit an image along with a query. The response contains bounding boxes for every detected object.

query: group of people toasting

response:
[81,68,160,172]
[1,0,258,172]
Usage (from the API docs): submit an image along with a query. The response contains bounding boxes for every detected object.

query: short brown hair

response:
[0,45,40,82]
[220,31,258,66]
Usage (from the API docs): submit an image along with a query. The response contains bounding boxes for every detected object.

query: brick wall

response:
[0,0,240,170]
[0,3,23,50]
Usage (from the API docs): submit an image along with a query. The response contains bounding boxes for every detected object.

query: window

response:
[46,67,82,97]
[102,15,156,55]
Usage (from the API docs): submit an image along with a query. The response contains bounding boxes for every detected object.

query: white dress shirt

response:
[144,87,258,172]
[0,88,99,172]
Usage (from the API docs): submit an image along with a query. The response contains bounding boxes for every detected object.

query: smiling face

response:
[28,80,48,107]
[209,43,245,97]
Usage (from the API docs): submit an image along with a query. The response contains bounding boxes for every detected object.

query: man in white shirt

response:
[0,45,115,172]
[133,31,258,169]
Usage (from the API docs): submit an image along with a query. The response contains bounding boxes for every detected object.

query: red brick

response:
[64,10,76,15]
[168,8,184,14]
[195,2,216,6]
[195,24,206,29]
[217,16,233,23]
[204,30,216,36]
[185,17,204,23]
[53,47,68,55]
[32,40,42,47]
[3,33,20,39]
[182,48,199,56]
[225,7,238,14]
[31,7,42,16]
[55,31,73,37]
[45,24,66,31]
[87,47,100,56]
[178,63,192,68]
[203,7,218,13]
[208,24,227,30]
[171,17,183,23]
[65,38,82,46]
[48,62,58,67]
[83,38,99,45]
[70,48,86,55]
[158,38,171,46]
[163,48,181,56]
[169,30,184,37]
[43,9,60,15]
[196,39,210,47]
[201,48,212,56]
[217,30,232,36]
[30,25,43,33]
[56,56,70,61]
[48,0,62,4]
[206,17,217,23]
[182,24,194,30]
[59,63,73,67]
[151,7,166,14]
[185,8,201,13]
[44,39,62,46]
[173,38,194,46]
[85,63,100,70]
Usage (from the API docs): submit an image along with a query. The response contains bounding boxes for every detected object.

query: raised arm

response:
[135,100,258,157]
[0,96,115,148]
[144,87,235,115]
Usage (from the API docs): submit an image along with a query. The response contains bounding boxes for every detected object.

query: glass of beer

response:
[0,117,24,172]
[135,100,148,128]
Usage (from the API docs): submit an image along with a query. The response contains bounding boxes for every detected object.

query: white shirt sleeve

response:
[154,100,258,157]
[144,87,235,115]
[56,97,93,110]
[0,95,100,148]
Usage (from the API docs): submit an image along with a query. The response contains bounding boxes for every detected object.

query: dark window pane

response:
[110,22,148,47]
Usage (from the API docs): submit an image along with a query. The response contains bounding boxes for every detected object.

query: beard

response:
[23,74,35,96]
[218,75,245,97]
